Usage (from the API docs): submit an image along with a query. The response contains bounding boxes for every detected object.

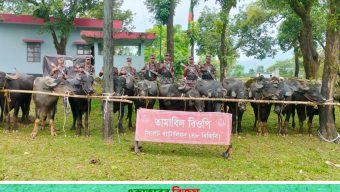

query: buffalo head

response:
[113,76,126,96]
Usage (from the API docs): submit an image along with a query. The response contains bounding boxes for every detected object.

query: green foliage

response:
[80,0,134,31]
[196,7,238,70]
[1,0,35,14]
[144,0,179,25]
[266,59,296,77]
[248,68,256,77]
[144,24,189,77]
[229,64,245,78]
[256,65,265,73]
[234,2,279,59]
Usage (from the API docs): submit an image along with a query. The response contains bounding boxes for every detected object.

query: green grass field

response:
[0,97,339,181]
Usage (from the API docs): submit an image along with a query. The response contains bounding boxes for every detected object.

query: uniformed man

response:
[200,55,216,80]
[120,57,136,77]
[141,54,158,81]
[183,56,200,87]
[158,53,174,84]
[50,57,68,79]
[82,56,95,75]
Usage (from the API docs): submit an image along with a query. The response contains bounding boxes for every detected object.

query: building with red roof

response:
[0,14,156,74]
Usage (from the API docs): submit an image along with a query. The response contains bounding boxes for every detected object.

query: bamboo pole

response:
[1,89,340,107]
[0,89,132,103]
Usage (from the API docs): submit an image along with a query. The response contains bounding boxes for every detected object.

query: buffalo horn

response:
[44,77,58,87]
[231,91,237,98]
[5,71,20,80]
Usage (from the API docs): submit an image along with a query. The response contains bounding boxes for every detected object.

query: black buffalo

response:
[112,75,134,135]
[197,80,227,112]
[246,76,281,136]
[69,73,95,136]
[274,79,309,135]
[159,81,205,112]
[0,71,34,132]
[222,78,247,133]
[31,77,76,138]
[292,83,326,135]
[134,79,158,110]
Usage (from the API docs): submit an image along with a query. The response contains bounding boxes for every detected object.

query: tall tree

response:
[287,0,320,79]
[197,5,242,81]
[102,0,114,142]
[318,0,339,143]
[188,0,199,56]
[216,0,236,80]
[19,0,99,55]
[277,13,302,77]
[145,0,179,63]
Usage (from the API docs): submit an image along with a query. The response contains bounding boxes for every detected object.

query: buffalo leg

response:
[291,105,296,129]
[49,118,57,137]
[13,106,20,132]
[70,100,77,130]
[85,110,90,137]
[76,113,82,136]
[257,121,262,136]
[118,103,125,135]
[127,103,133,129]
[4,109,10,133]
[307,115,314,136]
[296,105,306,134]
[263,122,269,136]
[31,118,40,138]
[277,114,282,135]
[237,111,244,133]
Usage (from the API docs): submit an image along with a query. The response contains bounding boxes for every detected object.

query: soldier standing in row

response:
[141,54,158,81]
[50,57,68,80]
[200,55,216,80]
[120,57,136,77]
[158,53,174,84]
[183,56,200,87]
[82,56,95,75]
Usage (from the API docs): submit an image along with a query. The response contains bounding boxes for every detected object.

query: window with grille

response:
[77,45,91,55]
[27,42,41,62]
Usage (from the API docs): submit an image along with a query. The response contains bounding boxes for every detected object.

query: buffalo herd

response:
[0,70,339,138]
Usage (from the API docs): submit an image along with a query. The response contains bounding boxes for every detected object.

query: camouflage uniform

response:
[120,66,136,77]
[82,64,95,75]
[183,64,200,87]
[159,61,174,84]
[142,62,158,81]
[201,63,216,80]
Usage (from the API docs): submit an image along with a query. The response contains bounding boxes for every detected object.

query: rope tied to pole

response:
[317,130,340,143]
[102,92,114,121]
[62,92,71,135]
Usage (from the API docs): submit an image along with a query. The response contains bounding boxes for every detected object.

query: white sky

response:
[121,0,293,71]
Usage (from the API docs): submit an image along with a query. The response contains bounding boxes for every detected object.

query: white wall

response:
[0,23,147,75]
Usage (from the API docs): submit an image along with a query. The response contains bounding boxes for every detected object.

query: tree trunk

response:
[219,20,227,81]
[190,3,194,57]
[49,25,68,55]
[318,0,339,143]
[102,0,114,142]
[293,42,300,78]
[166,0,175,62]
[298,15,319,79]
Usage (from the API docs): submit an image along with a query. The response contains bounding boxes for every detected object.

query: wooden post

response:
[102,0,114,142]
